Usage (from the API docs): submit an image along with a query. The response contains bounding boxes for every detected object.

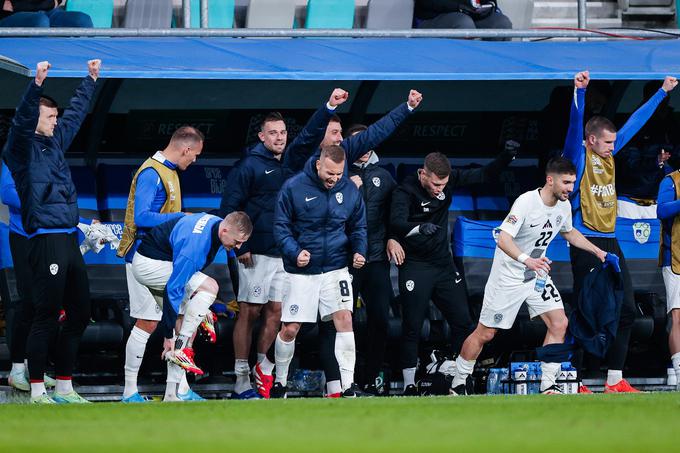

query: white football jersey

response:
[490,189,573,283]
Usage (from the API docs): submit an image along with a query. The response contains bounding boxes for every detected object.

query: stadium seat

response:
[187,0,235,28]
[305,0,355,29]
[123,0,173,28]
[65,0,114,28]
[179,164,233,213]
[365,0,414,29]
[474,195,510,221]
[245,0,296,28]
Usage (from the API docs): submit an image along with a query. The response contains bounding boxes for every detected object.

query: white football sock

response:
[452,356,475,389]
[178,372,190,395]
[540,362,561,392]
[274,334,295,386]
[30,381,46,398]
[671,352,680,390]
[164,361,184,401]
[607,369,623,386]
[402,367,416,389]
[326,379,342,395]
[55,378,73,395]
[234,359,252,394]
[123,326,151,398]
[335,332,356,391]
[178,291,216,340]
[10,362,25,376]
[257,353,274,375]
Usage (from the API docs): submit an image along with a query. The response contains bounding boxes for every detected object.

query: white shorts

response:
[131,254,208,316]
[281,268,353,323]
[237,254,288,304]
[662,266,680,313]
[126,263,163,321]
[479,275,564,330]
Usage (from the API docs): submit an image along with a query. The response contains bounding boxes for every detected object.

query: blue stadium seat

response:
[179,164,233,213]
[305,0,355,29]
[474,194,510,221]
[65,0,114,28]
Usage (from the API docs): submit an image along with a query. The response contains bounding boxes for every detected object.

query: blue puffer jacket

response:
[218,104,334,256]
[274,157,367,275]
[2,77,96,235]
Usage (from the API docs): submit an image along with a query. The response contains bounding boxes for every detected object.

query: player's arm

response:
[657,176,680,220]
[284,88,349,172]
[614,76,677,155]
[342,90,422,164]
[0,163,21,209]
[497,230,551,274]
[560,228,606,262]
[273,185,303,263]
[562,71,588,163]
[53,59,100,152]
[133,168,184,228]
[160,253,200,338]
[347,192,368,268]
[389,186,420,238]
[448,144,517,189]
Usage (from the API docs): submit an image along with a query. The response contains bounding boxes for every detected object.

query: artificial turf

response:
[0,392,678,452]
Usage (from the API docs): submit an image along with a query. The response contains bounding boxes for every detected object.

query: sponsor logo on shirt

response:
[590,184,615,197]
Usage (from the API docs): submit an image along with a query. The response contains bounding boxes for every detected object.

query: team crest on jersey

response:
[492,227,501,243]
[49,264,59,275]
[252,285,262,297]
[555,215,563,226]
[506,215,518,225]
[405,280,415,292]
[289,304,299,315]
[494,313,503,324]
[633,222,651,244]
[543,219,553,229]
[436,192,446,201]
[336,192,344,204]
[372,177,381,187]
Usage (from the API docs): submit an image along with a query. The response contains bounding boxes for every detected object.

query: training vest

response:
[660,171,680,274]
[579,148,617,233]
[117,155,181,258]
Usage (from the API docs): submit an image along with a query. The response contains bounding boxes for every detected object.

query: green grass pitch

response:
[0,393,678,452]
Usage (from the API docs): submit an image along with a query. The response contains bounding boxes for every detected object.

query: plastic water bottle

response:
[487,368,500,395]
[528,363,541,394]
[511,363,528,395]
[499,368,510,394]
[534,270,547,293]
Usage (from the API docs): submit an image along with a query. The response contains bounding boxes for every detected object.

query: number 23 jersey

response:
[492,188,573,283]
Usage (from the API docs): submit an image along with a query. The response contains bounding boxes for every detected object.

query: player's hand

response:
[238,252,254,268]
[352,253,366,269]
[297,250,311,267]
[524,256,551,274]
[662,76,678,93]
[329,88,349,107]
[603,252,621,272]
[88,59,101,82]
[161,337,174,360]
[350,175,363,189]
[407,90,423,109]
[419,223,440,236]
[386,238,405,266]
[574,71,590,89]
[3,1,14,12]
[35,61,51,86]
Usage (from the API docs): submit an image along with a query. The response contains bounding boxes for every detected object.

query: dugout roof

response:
[1,38,680,80]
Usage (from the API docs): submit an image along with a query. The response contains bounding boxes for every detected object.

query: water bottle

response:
[528,363,541,394]
[500,368,510,394]
[487,368,500,395]
[511,362,528,395]
[534,270,547,293]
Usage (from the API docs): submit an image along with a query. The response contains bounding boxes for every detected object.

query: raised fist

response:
[662,76,678,93]
[88,59,101,81]
[574,71,590,89]
[35,61,51,86]
[329,88,349,107]
[407,89,423,109]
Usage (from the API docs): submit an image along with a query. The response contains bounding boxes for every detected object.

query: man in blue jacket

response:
[2,59,99,404]
[563,70,677,393]
[273,145,368,398]
[219,88,349,399]
[132,211,252,401]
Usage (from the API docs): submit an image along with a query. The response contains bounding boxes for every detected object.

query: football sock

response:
[178,372,190,395]
[607,369,623,386]
[258,353,275,375]
[234,359,252,394]
[540,362,561,391]
[123,326,150,398]
[30,381,46,398]
[274,334,295,386]
[452,356,475,389]
[178,291,216,340]
[402,367,416,389]
[55,377,73,395]
[671,352,680,389]
[326,380,342,395]
[335,332,356,391]
[10,362,25,376]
